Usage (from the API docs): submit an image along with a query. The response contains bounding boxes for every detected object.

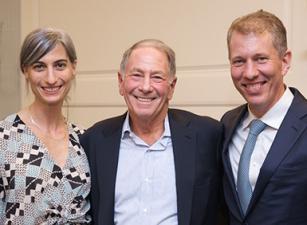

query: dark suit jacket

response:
[81,108,223,225]
[221,87,307,225]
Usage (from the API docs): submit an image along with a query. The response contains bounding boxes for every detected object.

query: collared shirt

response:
[229,87,294,190]
[114,114,178,225]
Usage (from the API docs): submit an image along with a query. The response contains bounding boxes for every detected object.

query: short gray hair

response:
[120,39,176,77]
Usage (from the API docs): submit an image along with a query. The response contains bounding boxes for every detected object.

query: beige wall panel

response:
[171,67,243,105]
[69,72,124,106]
[0,0,20,118]
[285,0,307,96]
[36,0,290,71]
[19,0,307,127]
[63,106,128,128]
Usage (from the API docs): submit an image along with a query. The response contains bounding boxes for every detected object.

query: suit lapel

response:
[95,115,125,224]
[169,110,196,225]
[248,89,307,214]
[222,105,248,220]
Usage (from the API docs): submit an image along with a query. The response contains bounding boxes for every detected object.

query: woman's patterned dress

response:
[0,114,91,224]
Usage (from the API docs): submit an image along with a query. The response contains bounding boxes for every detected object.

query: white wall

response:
[12,0,307,127]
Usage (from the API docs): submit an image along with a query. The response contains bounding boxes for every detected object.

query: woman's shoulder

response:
[68,121,86,139]
[0,113,18,122]
[0,113,23,128]
[0,113,27,142]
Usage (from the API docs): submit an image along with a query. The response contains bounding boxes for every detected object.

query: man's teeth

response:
[137,97,153,102]
[245,83,263,89]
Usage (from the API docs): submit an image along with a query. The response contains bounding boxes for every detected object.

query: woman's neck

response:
[19,101,67,137]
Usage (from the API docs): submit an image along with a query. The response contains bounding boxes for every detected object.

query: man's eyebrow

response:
[129,68,143,73]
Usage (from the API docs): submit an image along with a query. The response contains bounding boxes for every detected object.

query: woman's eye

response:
[33,64,45,71]
[55,62,67,70]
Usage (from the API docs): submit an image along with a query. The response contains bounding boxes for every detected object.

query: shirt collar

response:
[122,113,131,138]
[121,113,171,147]
[243,87,294,130]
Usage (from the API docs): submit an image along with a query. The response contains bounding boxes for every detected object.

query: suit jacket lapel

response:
[248,89,307,214]
[222,105,248,220]
[95,114,125,224]
[169,110,196,225]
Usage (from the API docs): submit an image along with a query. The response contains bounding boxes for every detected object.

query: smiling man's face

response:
[118,46,176,123]
[229,31,291,117]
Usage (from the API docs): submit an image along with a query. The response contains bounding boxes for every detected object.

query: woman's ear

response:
[72,60,77,77]
[23,67,29,79]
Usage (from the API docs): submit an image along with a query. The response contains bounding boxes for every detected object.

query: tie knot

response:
[249,119,266,136]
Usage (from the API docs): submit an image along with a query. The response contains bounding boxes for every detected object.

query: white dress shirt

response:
[229,87,294,190]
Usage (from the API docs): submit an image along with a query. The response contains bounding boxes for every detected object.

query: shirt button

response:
[143,208,148,213]
[145,178,150,182]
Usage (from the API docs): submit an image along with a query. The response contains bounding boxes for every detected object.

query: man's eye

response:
[130,73,142,79]
[232,59,244,67]
[151,75,164,83]
[257,57,268,63]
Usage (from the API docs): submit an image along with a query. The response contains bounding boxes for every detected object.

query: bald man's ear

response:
[170,76,177,88]
[118,72,125,96]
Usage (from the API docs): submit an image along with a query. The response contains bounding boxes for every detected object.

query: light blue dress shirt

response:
[114,114,178,225]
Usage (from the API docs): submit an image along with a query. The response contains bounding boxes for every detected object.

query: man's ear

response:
[167,76,177,100]
[281,50,292,76]
[170,76,177,88]
[118,72,124,96]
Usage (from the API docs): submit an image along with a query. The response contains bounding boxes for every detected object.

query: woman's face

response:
[23,43,76,107]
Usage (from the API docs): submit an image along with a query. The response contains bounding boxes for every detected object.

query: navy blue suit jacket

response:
[81,109,223,225]
[221,87,307,225]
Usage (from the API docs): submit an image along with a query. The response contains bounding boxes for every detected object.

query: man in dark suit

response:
[81,39,224,225]
[222,10,307,225]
